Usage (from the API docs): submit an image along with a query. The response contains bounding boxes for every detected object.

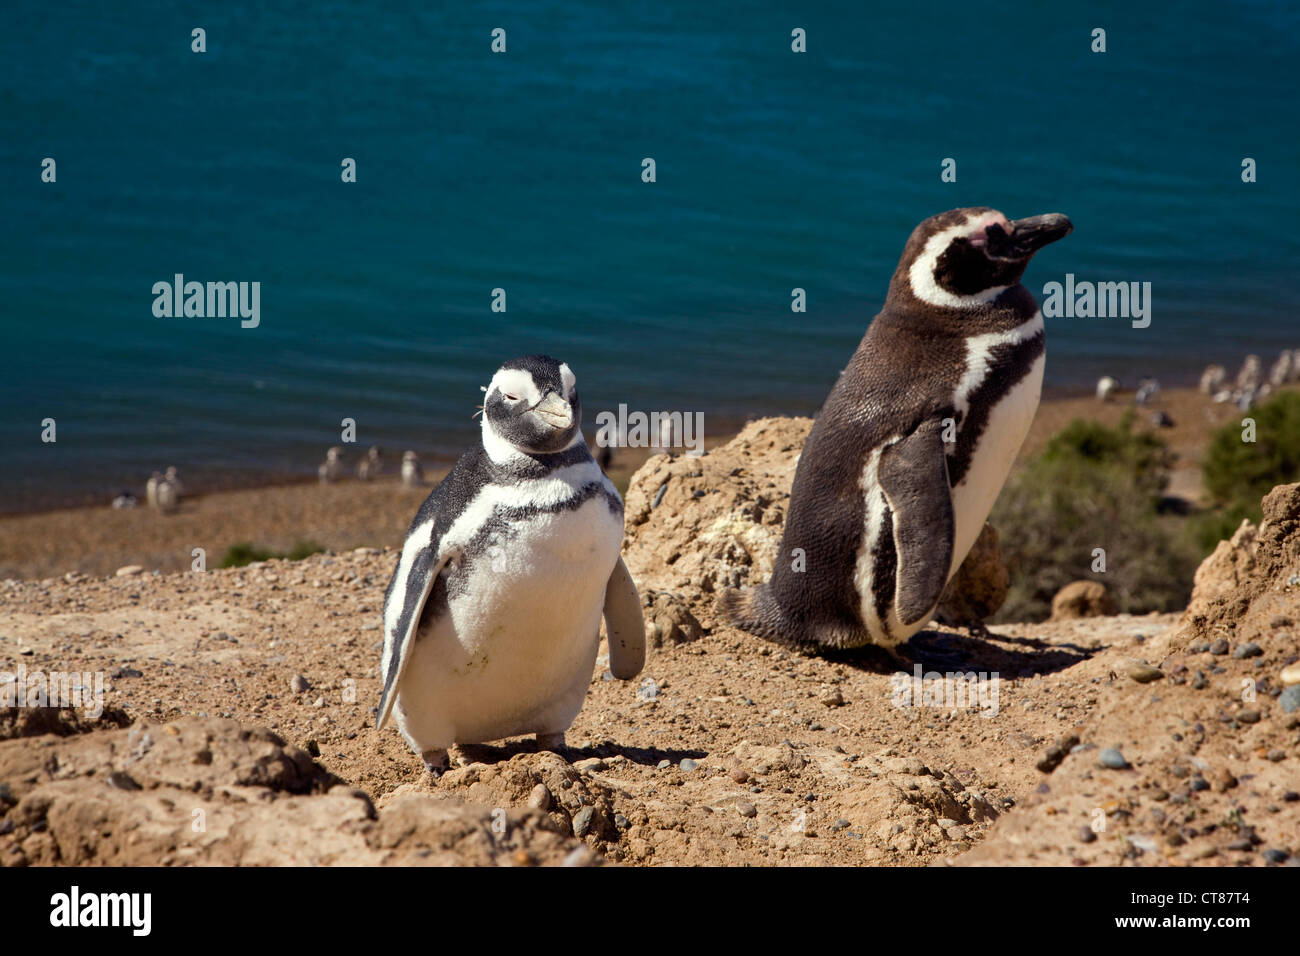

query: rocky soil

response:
[2,419,1297,866]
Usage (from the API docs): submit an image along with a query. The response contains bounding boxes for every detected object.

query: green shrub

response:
[1202,391,1300,509]
[991,417,1198,622]
[218,540,325,569]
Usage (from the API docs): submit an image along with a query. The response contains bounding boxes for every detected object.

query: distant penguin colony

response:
[719,207,1072,650]
[376,355,645,775]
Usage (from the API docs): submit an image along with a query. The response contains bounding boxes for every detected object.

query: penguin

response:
[164,466,183,500]
[376,354,646,775]
[718,206,1071,650]
[400,450,424,487]
[1095,375,1119,402]
[154,477,179,513]
[1199,364,1227,395]
[145,471,162,508]
[1269,350,1293,388]
[318,447,342,483]
[357,445,383,481]
[1135,377,1160,406]
[111,491,138,509]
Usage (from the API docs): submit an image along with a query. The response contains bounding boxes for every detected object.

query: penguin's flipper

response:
[376,530,452,731]
[603,555,646,679]
[878,422,956,628]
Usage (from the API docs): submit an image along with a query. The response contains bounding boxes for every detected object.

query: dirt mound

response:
[0,715,589,866]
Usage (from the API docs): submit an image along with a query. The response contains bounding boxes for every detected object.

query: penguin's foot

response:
[421,749,449,777]
[535,732,566,753]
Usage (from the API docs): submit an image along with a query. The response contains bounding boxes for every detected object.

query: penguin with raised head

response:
[377,355,646,775]
[400,450,424,487]
[719,207,1071,649]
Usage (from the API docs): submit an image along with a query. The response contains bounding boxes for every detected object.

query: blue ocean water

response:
[2,0,1297,510]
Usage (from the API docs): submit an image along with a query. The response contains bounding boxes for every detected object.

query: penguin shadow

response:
[816,626,1096,679]
[452,739,707,770]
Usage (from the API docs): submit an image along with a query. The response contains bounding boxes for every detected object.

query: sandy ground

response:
[1,419,1296,867]
[0,386,1263,583]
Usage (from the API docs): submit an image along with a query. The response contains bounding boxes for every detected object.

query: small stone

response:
[1233,642,1263,660]
[1262,848,1290,864]
[1280,662,1300,686]
[1279,686,1300,714]
[820,688,845,707]
[1191,671,1208,690]
[571,807,595,838]
[312,696,324,708]
[1098,748,1129,769]
[1189,776,1210,792]
[107,771,142,791]
[1129,664,1164,684]
[729,767,750,784]
[1237,709,1261,724]
[1078,826,1097,844]
[680,758,698,772]
[112,667,143,679]
[527,784,552,812]
[656,760,670,770]
[115,565,144,577]
[1209,639,1230,655]
[735,801,758,819]
[290,675,310,694]
[830,818,850,831]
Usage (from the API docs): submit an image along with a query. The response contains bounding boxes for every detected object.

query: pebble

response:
[571,807,595,838]
[1237,709,1261,724]
[656,760,671,770]
[830,818,850,831]
[680,758,698,772]
[729,767,749,784]
[1281,663,1300,687]
[107,771,142,791]
[735,801,758,819]
[1078,826,1097,844]
[1233,643,1263,660]
[574,758,607,774]
[1262,848,1290,864]
[1191,671,1208,690]
[290,675,311,694]
[1279,686,1300,714]
[527,784,552,812]
[1129,664,1164,684]
[115,565,144,577]
[637,678,659,701]
[1098,748,1130,769]
[1189,776,1210,792]
[820,688,845,707]
[1209,639,1230,655]
[613,813,630,830]
[112,667,143,679]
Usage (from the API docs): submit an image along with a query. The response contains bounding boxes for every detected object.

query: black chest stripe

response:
[946,331,1044,486]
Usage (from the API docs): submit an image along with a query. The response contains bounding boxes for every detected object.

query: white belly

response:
[393,496,623,751]
[947,352,1044,576]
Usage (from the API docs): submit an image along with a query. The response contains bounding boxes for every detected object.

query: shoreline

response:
[0,384,1268,581]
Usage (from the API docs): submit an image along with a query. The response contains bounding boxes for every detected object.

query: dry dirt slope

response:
[1,419,1297,866]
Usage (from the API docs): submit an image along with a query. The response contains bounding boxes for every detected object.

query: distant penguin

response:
[1095,376,1119,402]
[377,355,646,775]
[318,447,342,484]
[154,477,179,513]
[111,491,138,509]
[357,445,383,481]
[146,471,162,508]
[1236,355,1263,392]
[164,466,183,500]
[1135,378,1160,406]
[719,206,1071,649]
[400,450,423,487]
[1199,364,1227,395]
[1269,350,1293,388]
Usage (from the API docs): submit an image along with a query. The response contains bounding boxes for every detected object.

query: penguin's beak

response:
[998,213,1073,256]
[532,392,573,429]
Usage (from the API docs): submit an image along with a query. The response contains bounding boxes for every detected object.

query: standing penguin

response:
[719,207,1071,649]
[377,355,646,775]
[400,450,424,487]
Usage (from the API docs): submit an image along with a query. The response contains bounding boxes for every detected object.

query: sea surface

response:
[2,0,1298,511]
